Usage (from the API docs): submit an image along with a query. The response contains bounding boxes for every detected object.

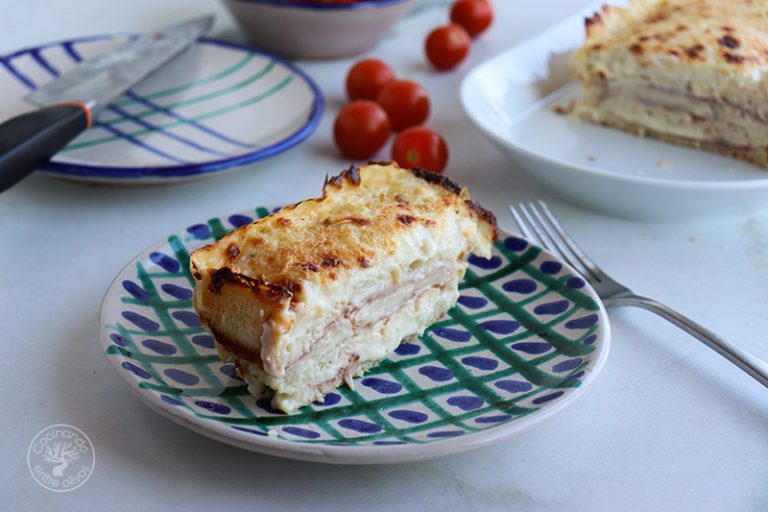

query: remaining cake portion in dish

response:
[569,0,768,168]
[190,162,497,413]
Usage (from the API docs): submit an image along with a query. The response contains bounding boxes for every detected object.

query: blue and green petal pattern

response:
[100,207,610,463]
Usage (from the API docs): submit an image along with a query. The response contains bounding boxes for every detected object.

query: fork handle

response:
[607,295,768,388]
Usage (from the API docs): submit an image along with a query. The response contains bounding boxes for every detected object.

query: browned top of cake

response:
[576,0,768,74]
[190,162,497,306]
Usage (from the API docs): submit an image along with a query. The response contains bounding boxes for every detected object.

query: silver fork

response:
[510,200,768,389]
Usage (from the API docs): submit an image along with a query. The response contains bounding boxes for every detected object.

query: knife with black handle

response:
[0,14,214,193]
[0,104,91,192]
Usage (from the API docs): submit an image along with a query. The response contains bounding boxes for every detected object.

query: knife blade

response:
[0,14,214,193]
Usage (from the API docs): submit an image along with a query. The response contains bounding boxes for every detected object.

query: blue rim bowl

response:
[221,0,419,59]
[228,0,414,9]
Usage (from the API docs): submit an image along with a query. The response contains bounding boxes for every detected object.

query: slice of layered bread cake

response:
[190,162,497,413]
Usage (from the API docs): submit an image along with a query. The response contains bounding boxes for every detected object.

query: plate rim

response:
[459,1,768,192]
[0,35,324,179]
[98,212,611,464]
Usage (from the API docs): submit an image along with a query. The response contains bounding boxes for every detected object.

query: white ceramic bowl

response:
[221,0,418,59]
[460,1,768,221]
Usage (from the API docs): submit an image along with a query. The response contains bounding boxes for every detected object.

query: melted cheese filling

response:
[581,80,768,148]
[258,265,452,372]
[222,264,461,413]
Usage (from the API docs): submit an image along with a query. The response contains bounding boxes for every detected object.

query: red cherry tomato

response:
[346,59,396,101]
[391,127,449,173]
[450,0,494,38]
[425,24,471,71]
[376,80,430,131]
[333,101,391,159]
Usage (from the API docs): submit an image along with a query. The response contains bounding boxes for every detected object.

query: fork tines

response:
[509,201,599,282]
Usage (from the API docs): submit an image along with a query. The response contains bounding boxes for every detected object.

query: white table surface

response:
[2,1,767,511]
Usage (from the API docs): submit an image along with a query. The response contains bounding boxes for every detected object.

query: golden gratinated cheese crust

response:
[569,0,768,168]
[190,162,497,412]
[573,0,768,83]
[192,163,496,311]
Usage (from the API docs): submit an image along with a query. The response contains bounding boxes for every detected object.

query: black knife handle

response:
[0,103,91,193]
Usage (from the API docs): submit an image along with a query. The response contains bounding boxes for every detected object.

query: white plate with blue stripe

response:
[0,35,323,184]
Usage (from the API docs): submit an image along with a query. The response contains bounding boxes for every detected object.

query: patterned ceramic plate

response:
[0,36,322,184]
[99,207,610,464]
